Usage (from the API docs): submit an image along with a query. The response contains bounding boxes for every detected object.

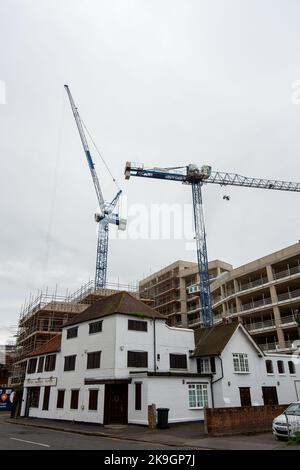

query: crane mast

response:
[125,161,300,327]
[65,85,126,289]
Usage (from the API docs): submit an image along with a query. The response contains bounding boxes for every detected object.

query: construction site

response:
[9,87,300,387]
[11,280,153,385]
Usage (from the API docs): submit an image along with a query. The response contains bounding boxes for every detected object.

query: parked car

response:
[272,402,300,440]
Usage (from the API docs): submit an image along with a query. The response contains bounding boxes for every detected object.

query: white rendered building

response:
[21,292,300,425]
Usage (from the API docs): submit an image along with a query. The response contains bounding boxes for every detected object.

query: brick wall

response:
[205,405,288,436]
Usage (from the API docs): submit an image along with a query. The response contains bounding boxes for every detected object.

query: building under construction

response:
[11,280,152,385]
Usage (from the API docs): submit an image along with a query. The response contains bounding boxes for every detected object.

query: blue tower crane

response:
[125,162,300,327]
[65,85,126,289]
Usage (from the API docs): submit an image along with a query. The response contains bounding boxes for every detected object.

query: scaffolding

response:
[10,279,150,385]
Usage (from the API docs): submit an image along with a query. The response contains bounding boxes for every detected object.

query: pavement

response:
[2,414,297,450]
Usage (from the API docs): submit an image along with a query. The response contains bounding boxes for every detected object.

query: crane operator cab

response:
[187,164,212,181]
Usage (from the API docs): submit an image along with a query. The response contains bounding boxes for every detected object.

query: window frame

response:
[87,351,101,370]
[37,356,45,373]
[232,353,250,373]
[44,354,56,372]
[70,389,79,410]
[288,360,296,375]
[265,359,274,374]
[127,351,148,368]
[88,389,99,411]
[169,353,188,370]
[89,321,103,335]
[198,358,211,374]
[64,355,76,372]
[277,360,285,375]
[135,383,142,411]
[56,389,65,409]
[128,319,148,332]
[27,358,37,374]
[42,386,51,411]
[67,327,78,339]
[188,383,209,409]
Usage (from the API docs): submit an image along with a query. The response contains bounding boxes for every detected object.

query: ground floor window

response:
[188,383,208,409]
[88,389,98,411]
[70,389,79,409]
[56,390,65,409]
[42,386,51,410]
[29,387,40,408]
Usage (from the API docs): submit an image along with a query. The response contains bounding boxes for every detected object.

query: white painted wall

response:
[212,326,300,407]
[147,376,210,422]
[21,314,197,424]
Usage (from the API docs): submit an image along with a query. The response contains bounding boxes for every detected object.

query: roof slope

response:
[65,291,165,327]
[193,322,239,356]
[28,334,61,358]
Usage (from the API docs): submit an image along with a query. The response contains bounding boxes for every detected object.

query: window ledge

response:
[233,371,251,374]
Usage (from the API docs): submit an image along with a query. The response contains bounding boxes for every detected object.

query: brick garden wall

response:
[204,405,288,436]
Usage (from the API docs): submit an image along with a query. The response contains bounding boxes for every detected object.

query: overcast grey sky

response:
[1,0,300,343]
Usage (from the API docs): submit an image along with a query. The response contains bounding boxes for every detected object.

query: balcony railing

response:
[238,277,268,293]
[273,264,300,280]
[277,288,300,302]
[224,307,237,316]
[259,340,297,351]
[280,315,298,325]
[240,297,272,312]
[245,318,276,332]
[260,342,279,351]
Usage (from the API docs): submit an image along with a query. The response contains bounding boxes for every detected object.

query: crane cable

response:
[81,118,121,192]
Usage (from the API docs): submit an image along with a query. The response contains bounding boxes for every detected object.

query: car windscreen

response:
[285,403,300,416]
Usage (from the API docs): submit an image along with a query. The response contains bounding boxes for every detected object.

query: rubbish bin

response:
[156,408,170,429]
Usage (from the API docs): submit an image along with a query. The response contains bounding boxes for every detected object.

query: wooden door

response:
[239,387,252,406]
[262,386,278,405]
[104,384,128,424]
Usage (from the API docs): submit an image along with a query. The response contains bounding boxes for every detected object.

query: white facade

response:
[21,314,210,424]
[200,325,300,408]
[21,316,300,427]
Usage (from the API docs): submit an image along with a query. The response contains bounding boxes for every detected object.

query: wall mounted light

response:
[228,381,231,387]
[277,381,280,386]
[120,346,124,351]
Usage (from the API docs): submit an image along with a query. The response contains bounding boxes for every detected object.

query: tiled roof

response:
[193,321,239,356]
[64,291,165,327]
[28,334,61,358]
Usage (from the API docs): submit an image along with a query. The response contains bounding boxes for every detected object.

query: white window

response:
[199,358,211,373]
[233,353,249,373]
[188,383,209,409]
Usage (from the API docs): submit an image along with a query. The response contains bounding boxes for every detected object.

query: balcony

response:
[240,297,272,312]
[273,264,300,280]
[279,315,298,327]
[224,306,237,316]
[213,314,223,324]
[277,288,300,303]
[245,318,276,332]
[238,277,268,293]
[259,340,297,352]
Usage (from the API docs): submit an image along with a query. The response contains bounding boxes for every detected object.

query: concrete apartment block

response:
[211,242,300,353]
[139,260,232,328]
[139,242,300,354]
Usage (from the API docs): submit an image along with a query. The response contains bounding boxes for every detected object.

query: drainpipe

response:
[211,355,224,407]
[153,318,157,372]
